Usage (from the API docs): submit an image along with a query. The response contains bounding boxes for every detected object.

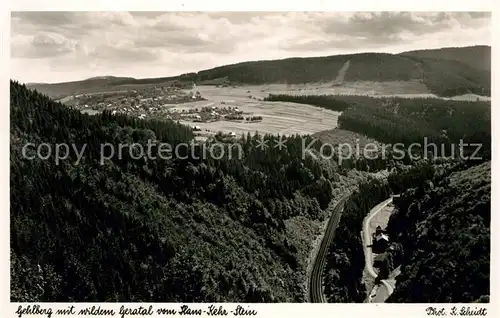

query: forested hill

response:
[10,80,362,302]
[401,45,491,71]
[192,49,490,97]
[386,161,490,302]
[28,45,490,98]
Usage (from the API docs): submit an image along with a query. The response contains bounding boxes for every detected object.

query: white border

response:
[1,2,498,317]
[6,0,497,11]
[4,303,498,317]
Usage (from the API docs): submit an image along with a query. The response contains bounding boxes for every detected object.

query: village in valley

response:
[62,82,266,140]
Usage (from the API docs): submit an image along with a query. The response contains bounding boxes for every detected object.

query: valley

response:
[11,43,491,305]
[51,80,490,142]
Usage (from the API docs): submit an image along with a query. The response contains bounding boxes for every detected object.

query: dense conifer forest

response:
[10,81,363,302]
[265,94,491,160]
[321,158,490,303]
[386,161,490,303]
[10,81,490,303]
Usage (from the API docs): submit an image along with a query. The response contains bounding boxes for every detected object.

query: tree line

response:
[264,94,491,161]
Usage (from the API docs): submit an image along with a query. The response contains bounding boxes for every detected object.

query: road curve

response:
[308,195,349,303]
[362,196,398,302]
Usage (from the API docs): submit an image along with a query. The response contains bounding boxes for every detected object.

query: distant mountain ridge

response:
[26,45,491,99]
[84,75,135,81]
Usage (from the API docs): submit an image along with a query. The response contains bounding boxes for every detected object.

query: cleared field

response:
[174,85,342,136]
[194,82,490,101]
[191,81,432,99]
[80,81,490,137]
[172,81,492,137]
[174,81,470,137]
[173,81,437,136]
[446,94,491,101]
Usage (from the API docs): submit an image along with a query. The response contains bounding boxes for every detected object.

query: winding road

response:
[307,194,400,303]
[362,196,399,303]
[308,195,349,303]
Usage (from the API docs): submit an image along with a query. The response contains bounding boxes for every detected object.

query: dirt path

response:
[333,60,351,84]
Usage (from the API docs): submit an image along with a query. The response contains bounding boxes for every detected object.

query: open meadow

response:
[170,82,490,137]
[175,85,343,136]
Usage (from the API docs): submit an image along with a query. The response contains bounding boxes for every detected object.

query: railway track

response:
[308,195,349,303]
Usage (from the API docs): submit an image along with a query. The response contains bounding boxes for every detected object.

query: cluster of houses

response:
[69,84,205,120]
[371,226,394,272]
[168,104,251,124]
[372,226,390,253]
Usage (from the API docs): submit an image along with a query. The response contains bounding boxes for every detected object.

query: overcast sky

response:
[11,11,491,83]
